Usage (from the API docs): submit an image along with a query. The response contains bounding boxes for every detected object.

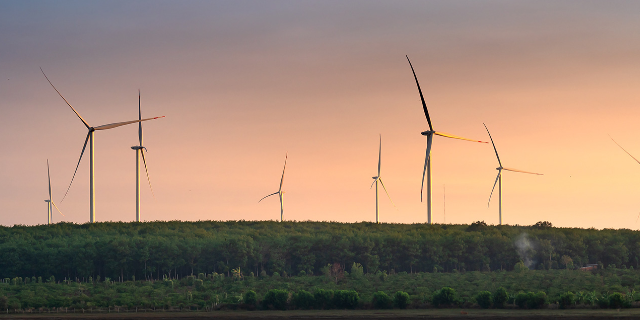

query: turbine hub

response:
[131,146,145,150]
[372,176,378,180]
[44,200,50,202]
[421,130,434,136]
[497,167,503,170]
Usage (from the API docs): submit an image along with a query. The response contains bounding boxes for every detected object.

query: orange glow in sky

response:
[1,1,640,228]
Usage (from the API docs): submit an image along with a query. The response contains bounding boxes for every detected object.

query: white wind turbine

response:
[484,123,542,225]
[406,56,487,224]
[370,135,395,224]
[259,153,287,222]
[45,159,64,224]
[131,91,156,222]
[41,68,165,223]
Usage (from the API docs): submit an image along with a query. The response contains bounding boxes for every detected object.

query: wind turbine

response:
[131,91,155,222]
[484,123,542,225]
[406,56,487,224]
[370,135,394,224]
[41,68,165,223]
[45,159,64,224]
[259,153,287,222]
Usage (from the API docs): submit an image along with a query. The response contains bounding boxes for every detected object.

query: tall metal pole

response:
[375,181,379,223]
[499,174,502,225]
[135,149,141,222]
[279,193,283,222]
[90,131,95,223]
[427,155,432,224]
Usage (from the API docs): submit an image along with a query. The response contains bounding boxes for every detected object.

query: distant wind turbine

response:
[45,160,64,224]
[370,135,394,224]
[259,153,287,222]
[406,56,487,224]
[41,68,165,223]
[484,123,542,225]
[131,91,156,222]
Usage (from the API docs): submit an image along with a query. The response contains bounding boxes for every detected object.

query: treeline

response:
[0,220,638,280]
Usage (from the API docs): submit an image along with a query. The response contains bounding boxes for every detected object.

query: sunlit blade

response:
[141,150,155,198]
[406,56,433,131]
[379,178,397,209]
[138,90,143,146]
[377,134,382,177]
[40,68,90,129]
[488,171,501,207]
[502,167,543,175]
[61,132,91,202]
[434,131,487,143]
[421,134,433,202]
[279,153,288,192]
[51,201,65,217]
[610,136,640,165]
[94,116,165,130]
[258,192,279,203]
[370,178,377,189]
[47,159,52,201]
[483,123,502,166]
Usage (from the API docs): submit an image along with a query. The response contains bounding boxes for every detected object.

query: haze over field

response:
[1,1,640,228]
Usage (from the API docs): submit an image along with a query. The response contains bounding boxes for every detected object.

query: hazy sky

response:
[2,1,640,228]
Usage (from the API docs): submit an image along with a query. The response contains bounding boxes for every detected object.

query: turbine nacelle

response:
[496,167,503,171]
[131,146,146,151]
[44,200,50,203]
[372,176,379,180]
[421,130,434,136]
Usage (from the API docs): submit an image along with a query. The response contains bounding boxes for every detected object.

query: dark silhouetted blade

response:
[488,171,501,207]
[279,153,287,191]
[483,123,502,167]
[40,68,91,129]
[61,131,90,202]
[259,192,279,203]
[406,56,433,131]
[421,134,433,202]
[141,150,155,198]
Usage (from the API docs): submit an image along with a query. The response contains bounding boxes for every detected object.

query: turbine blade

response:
[51,201,65,217]
[488,171,501,207]
[61,132,91,202]
[138,90,143,146]
[406,56,433,131]
[434,131,487,143]
[141,150,155,198]
[502,167,543,175]
[610,136,640,165]
[93,116,165,131]
[258,192,279,203]
[40,68,90,129]
[421,134,433,202]
[279,153,287,192]
[378,134,381,177]
[379,178,397,208]
[370,178,377,189]
[483,123,502,166]
[47,159,52,201]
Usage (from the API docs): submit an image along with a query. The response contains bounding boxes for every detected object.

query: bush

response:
[515,291,547,309]
[262,289,288,310]
[373,291,392,309]
[559,292,574,309]
[333,290,359,309]
[475,291,492,309]
[393,291,410,309]
[608,292,627,309]
[432,287,456,307]
[243,290,257,306]
[0,296,7,310]
[493,287,508,308]
[292,290,315,309]
[515,292,528,308]
[314,289,334,309]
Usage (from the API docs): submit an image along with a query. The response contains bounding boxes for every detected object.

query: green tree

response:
[372,291,392,309]
[475,291,492,309]
[493,287,508,308]
[393,291,410,309]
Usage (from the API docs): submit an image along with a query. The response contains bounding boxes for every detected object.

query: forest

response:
[0,220,637,281]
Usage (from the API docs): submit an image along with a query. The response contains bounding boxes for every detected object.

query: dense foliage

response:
[1,220,639,281]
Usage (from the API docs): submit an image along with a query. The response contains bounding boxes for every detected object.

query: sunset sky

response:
[2,1,640,228]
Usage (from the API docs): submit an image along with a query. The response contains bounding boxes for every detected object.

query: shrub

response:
[292,290,315,309]
[475,291,492,309]
[559,292,574,309]
[243,290,257,306]
[373,291,392,309]
[608,292,627,309]
[314,289,334,309]
[432,287,456,307]
[333,290,359,309]
[0,296,7,310]
[515,292,528,308]
[493,287,508,308]
[394,291,410,309]
[516,291,547,309]
[262,289,288,310]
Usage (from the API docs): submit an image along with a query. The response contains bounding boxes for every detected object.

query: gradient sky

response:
[2,1,640,228]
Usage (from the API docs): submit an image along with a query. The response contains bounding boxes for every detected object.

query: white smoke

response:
[514,233,536,269]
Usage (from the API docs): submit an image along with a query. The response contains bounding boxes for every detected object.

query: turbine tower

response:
[484,123,542,225]
[131,91,155,222]
[259,153,287,222]
[41,68,165,223]
[371,135,394,224]
[406,56,487,224]
[45,159,64,224]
